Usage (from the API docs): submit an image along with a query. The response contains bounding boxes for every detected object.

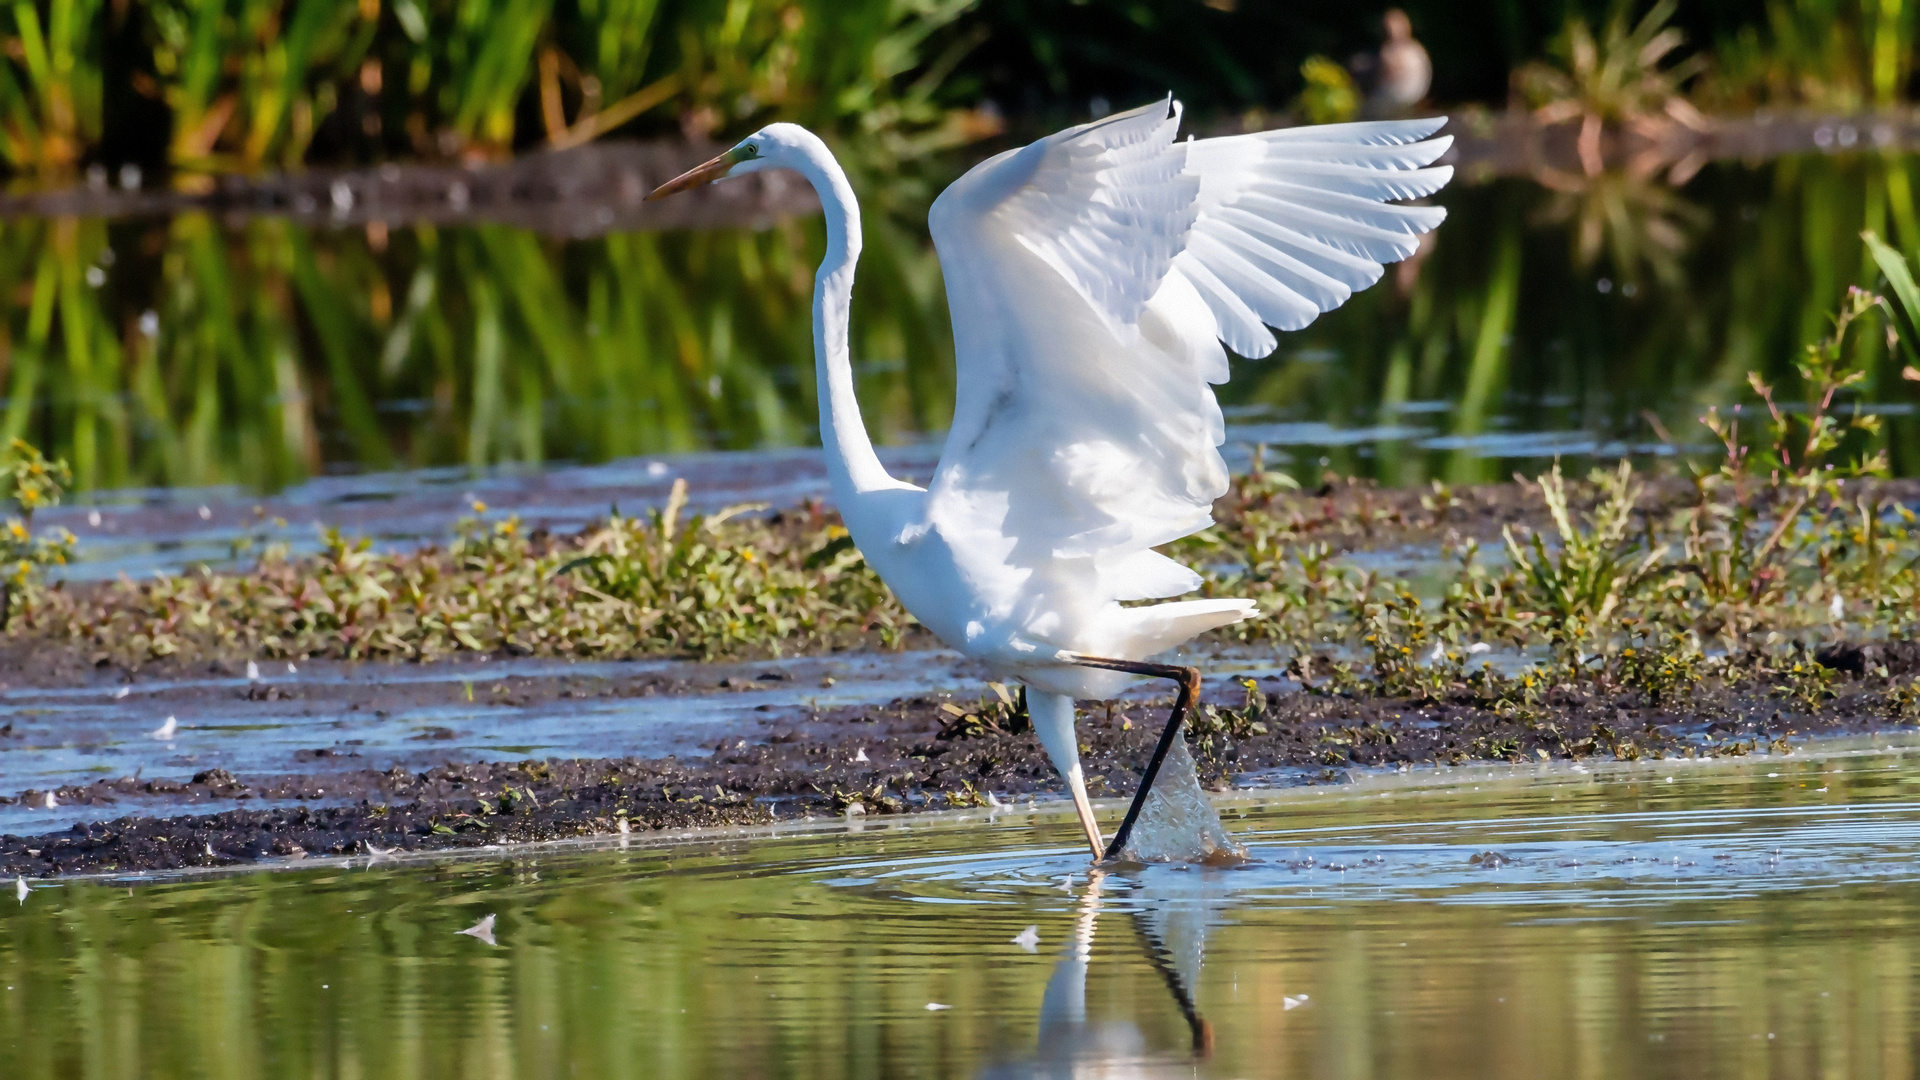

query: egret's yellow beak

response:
[645,145,751,201]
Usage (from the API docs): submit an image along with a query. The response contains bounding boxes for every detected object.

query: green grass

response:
[0,0,102,174]
[0,0,983,174]
[148,0,375,174]
[22,481,912,662]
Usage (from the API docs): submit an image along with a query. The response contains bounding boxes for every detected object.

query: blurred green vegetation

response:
[0,0,987,179]
[955,0,1920,135]
[1240,152,1920,488]
[0,2,1911,179]
[0,150,1915,493]
[0,206,953,491]
[0,3,1907,497]
[0,0,104,172]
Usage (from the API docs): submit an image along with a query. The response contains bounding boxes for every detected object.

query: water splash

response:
[1112,736,1246,864]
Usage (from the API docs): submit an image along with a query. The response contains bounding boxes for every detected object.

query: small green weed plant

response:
[0,440,74,628]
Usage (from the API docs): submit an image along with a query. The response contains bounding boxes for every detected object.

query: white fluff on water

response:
[458,914,497,946]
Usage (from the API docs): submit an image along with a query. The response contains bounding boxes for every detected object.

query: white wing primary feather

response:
[924,103,1450,657]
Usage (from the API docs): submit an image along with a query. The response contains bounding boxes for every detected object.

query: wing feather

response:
[1184,233,1323,334]
[924,104,1451,625]
[1258,162,1454,201]
[1209,207,1387,289]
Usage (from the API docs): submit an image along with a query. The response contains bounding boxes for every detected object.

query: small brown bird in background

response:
[1355,9,1432,116]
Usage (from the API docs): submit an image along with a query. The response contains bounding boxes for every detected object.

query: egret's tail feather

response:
[1124,598,1256,658]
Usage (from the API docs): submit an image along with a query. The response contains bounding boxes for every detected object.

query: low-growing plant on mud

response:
[1503,459,1661,653]
[1610,629,1705,707]
[936,682,1029,741]
[1189,679,1271,744]
[0,440,74,628]
[22,479,909,663]
[1888,680,1920,721]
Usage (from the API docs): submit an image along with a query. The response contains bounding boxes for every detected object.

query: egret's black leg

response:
[1066,655,1202,862]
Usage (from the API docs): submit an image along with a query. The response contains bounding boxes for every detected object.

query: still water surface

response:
[6,744,1920,1077]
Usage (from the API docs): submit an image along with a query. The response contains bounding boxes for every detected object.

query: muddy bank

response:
[11,111,1920,237]
[1438,106,1920,182]
[5,646,1916,877]
[0,140,818,237]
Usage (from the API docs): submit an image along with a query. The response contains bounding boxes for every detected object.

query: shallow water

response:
[0,650,958,831]
[0,643,1299,834]
[7,743,1920,1077]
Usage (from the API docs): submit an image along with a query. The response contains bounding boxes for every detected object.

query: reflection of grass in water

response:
[3,154,1920,493]
[1233,154,1920,487]
[11,779,1920,1079]
[0,209,951,492]
[0,217,130,490]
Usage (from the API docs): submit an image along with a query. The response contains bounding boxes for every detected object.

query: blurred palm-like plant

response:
[0,0,103,175]
[148,0,379,174]
[1513,0,1708,176]
[1531,161,1709,288]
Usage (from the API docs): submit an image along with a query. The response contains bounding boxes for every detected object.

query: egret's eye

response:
[742,144,758,157]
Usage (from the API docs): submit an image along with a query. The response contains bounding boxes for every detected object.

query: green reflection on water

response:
[7,752,1920,1078]
[0,208,953,493]
[6,150,1920,493]
[1254,155,1920,486]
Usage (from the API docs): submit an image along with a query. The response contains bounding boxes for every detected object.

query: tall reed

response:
[0,0,102,174]
[147,0,377,174]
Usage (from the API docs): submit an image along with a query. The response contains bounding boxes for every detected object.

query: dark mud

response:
[0,140,817,237]
[11,111,1920,236]
[5,644,1916,878]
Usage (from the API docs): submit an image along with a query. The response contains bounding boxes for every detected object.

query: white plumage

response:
[648,99,1452,857]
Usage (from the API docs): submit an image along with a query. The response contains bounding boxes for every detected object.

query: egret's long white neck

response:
[786,135,894,499]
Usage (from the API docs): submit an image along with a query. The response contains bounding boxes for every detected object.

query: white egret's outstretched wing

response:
[923,99,1450,641]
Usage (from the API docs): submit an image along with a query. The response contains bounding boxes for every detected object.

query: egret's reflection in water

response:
[985,867,1237,1078]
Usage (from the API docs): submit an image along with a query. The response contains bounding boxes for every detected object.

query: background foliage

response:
[0,1,1910,179]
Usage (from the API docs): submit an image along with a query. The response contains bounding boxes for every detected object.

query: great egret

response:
[649,98,1451,860]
